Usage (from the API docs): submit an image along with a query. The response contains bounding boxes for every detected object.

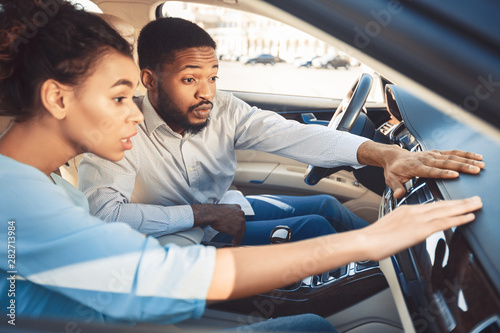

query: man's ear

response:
[40,79,71,120]
[140,69,157,90]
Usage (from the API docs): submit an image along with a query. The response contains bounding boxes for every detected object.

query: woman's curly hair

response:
[0,0,133,121]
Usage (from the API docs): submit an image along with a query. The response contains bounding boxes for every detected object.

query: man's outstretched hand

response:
[358,142,485,199]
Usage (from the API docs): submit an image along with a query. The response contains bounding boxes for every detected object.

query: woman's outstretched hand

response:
[361,196,483,261]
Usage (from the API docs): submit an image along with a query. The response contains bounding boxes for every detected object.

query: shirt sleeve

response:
[0,164,216,324]
[78,153,194,237]
[230,95,371,168]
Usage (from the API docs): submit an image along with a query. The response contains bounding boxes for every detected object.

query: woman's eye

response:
[210,76,219,82]
[114,97,125,103]
[184,78,195,83]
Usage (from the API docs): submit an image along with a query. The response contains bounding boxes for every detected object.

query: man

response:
[78,17,484,245]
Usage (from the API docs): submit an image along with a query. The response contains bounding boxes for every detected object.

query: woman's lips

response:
[120,138,133,150]
[120,132,137,150]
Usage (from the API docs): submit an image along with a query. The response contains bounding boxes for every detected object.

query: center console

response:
[209,259,387,319]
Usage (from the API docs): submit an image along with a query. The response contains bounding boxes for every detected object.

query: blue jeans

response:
[219,313,338,332]
[212,194,369,245]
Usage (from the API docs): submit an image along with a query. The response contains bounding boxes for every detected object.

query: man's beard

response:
[155,84,211,135]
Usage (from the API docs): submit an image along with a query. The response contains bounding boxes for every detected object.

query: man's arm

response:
[79,153,247,240]
[229,95,484,199]
[78,153,196,237]
[357,141,485,199]
[231,97,369,168]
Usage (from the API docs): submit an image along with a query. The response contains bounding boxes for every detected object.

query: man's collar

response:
[140,93,172,136]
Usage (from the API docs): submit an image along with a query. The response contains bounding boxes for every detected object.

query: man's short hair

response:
[137,17,217,70]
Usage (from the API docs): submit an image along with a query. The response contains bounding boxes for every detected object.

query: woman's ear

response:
[140,69,157,90]
[40,79,71,120]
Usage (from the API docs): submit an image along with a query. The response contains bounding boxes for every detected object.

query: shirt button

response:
[189,167,194,172]
[193,188,197,192]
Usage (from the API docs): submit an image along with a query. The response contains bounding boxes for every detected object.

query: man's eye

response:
[210,76,219,82]
[114,97,125,103]
[184,78,195,83]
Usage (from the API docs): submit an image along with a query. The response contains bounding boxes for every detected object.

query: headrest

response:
[99,13,135,45]
[0,117,13,135]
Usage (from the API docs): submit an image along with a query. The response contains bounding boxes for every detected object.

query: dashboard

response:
[208,83,500,333]
[381,85,500,332]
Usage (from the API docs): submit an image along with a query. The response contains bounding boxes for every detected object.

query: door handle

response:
[301,113,329,126]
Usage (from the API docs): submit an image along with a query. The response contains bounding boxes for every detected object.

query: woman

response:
[0,0,482,331]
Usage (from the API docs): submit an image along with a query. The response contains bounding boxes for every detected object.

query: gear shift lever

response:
[270,225,292,244]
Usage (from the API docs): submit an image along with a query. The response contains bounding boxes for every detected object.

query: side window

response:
[68,0,102,13]
[160,2,383,103]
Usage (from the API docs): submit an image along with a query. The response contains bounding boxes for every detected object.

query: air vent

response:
[410,143,422,153]
[378,122,395,135]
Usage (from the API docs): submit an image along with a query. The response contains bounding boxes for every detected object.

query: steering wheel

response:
[304,73,373,186]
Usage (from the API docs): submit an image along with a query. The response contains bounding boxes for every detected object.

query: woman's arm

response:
[207,196,482,300]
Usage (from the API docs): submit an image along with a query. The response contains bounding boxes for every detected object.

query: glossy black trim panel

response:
[209,266,388,318]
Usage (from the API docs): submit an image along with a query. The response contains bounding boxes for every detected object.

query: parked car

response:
[244,53,277,65]
[326,55,351,69]
[219,53,240,62]
[311,53,335,68]
[312,54,351,70]
[3,1,499,333]
[294,55,320,68]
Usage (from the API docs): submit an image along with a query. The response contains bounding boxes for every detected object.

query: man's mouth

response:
[191,103,212,119]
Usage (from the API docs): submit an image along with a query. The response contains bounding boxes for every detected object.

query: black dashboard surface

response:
[388,85,500,295]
